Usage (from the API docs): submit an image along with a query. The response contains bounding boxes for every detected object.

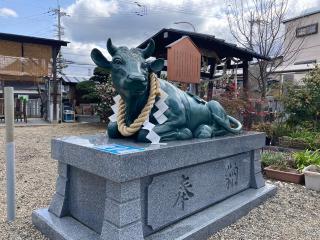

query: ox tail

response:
[211,113,242,134]
[226,115,242,134]
[208,100,242,134]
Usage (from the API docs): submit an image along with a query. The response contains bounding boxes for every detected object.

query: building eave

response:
[0,32,69,46]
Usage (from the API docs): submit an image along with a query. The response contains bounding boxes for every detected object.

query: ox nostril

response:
[128,74,145,82]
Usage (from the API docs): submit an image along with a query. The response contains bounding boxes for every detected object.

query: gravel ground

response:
[0,123,105,240]
[209,180,320,240]
[0,124,319,240]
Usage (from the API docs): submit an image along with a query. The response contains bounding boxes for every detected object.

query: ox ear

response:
[91,48,112,70]
[149,58,164,73]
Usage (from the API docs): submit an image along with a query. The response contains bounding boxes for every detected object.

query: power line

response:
[15,11,51,20]
[116,0,219,18]
[68,62,96,66]
[70,1,218,19]
[63,52,90,56]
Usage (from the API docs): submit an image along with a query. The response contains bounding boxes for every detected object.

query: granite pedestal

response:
[32,132,276,240]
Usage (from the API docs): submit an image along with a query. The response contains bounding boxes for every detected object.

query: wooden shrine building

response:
[138,28,270,99]
[0,32,68,122]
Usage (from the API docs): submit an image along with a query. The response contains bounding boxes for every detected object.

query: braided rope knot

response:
[117,73,161,137]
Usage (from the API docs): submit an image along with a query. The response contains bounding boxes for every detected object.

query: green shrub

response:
[287,130,320,150]
[283,65,320,130]
[76,81,99,103]
[293,149,320,171]
[87,67,115,122]
[261,151,291,170]
[251,123,273,138]
[272,123,292,139]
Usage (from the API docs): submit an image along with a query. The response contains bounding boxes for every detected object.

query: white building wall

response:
[283,12,320,65]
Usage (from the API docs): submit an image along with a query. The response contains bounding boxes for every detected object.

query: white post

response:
[4,87,15,222]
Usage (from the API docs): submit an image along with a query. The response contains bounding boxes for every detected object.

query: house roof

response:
[283,8,320,23]
[61,75,90,84]
[137,28,270,61]
[166,36,199,51]
[0,32,69,46]
[272,63,316,73]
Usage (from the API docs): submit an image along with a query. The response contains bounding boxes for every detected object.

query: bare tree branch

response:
[226,0,305,97]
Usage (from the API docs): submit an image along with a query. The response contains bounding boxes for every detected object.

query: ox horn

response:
[141,39,155,59]
[107,38,117,56]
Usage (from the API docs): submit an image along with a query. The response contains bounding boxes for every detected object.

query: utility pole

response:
[248,12,267,51]
[49,2,68,123]
[249,12,254,51]
[50,2,68,73]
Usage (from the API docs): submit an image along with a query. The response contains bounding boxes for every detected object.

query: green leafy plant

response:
[293,149,320,171]
[285,130,320,150]
[76,81,99,103]
[283,65,320,130]
[95,81,115,122]
[251,123,274,138]
[251,122,293,145]
[90,67,115,122]
[272,123,292,138]
[261,150,292,170]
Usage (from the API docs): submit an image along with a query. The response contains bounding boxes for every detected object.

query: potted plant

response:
[292,149,320,190]
[262,150,304,184]
[303,165,320,191]
[293,149,320,171]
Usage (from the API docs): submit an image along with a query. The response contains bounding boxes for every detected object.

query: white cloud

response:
[61,0,320,75]
[66,0,118,18]
[62,0,226,72]
[286,0,320,18]
[0,8,18,17]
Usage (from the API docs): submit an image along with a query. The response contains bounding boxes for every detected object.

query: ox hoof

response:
[136,129,151,143]
[107,122,122,138]
[194,124,213,138]
[177,128,193,140]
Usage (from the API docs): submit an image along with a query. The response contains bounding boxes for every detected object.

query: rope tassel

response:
[110,73,163,140]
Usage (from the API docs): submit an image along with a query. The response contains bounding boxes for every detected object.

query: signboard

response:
[167,36,201,84]
[94,144,145,155]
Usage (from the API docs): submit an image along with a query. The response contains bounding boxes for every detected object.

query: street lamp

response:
[174,21,196,32]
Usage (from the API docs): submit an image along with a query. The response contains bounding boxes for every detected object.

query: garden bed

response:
[278,136,310,149]
[264,166,304,184]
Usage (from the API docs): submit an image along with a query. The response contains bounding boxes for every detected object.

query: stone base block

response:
[32,184,276,240]
[33,132,274,240]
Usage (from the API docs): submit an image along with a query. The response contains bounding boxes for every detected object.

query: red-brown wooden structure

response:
[167,36,201,84]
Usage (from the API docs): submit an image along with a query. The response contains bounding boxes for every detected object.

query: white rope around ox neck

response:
[109,73,169,143]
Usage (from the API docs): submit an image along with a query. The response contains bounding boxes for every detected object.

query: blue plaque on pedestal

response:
[94,144,145,155]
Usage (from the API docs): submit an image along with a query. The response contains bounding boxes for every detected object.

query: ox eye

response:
[113,58,123,65]
[141,62,148,69]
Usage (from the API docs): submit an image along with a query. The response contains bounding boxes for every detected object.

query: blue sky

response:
[0,0,319,76]
[0,0,72,38]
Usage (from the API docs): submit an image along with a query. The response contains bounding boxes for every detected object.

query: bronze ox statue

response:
[91,38,242,142]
